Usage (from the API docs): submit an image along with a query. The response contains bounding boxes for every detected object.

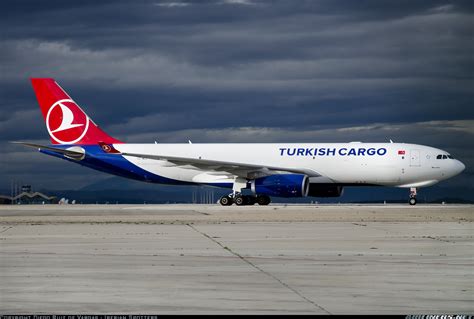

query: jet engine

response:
[251,174,309,197]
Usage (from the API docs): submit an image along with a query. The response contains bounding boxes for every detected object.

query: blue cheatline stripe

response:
[40,145,230,189]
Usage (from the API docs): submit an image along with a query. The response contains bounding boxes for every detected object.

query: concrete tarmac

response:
[0,204,473,314]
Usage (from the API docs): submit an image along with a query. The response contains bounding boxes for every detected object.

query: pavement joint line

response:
[192,210,211,216]
[0,226,13,234]
[186,223,332,315]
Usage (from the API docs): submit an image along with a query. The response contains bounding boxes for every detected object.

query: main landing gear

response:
[409,187,417,205]
[220,177,271,206]
[219,194,271,206]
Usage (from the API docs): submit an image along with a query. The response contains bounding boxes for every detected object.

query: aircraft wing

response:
[117,150,321,179]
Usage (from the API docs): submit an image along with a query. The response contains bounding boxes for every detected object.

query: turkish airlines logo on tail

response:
[46,99,90,144]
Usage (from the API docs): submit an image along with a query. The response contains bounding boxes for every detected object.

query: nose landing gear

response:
[409,187,417,205]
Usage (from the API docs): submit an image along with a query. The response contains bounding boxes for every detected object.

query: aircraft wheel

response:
[220,195,233,206]
[245,195,256,205]
[257,194,271,205]
[409,197,417,206]
[234,195,246,206]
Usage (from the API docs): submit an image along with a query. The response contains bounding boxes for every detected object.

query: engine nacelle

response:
[307,184,344,197]
[251,174,309,198]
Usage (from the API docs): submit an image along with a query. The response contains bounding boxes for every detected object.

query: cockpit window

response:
[442,155,448,159]
[436,155,442,159]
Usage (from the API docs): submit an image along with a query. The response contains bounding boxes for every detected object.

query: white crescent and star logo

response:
[46,99,90,144]
[101,144,112,152]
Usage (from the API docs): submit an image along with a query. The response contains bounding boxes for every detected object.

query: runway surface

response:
[0,204,473,314]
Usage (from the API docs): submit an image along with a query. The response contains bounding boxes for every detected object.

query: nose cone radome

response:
[455,160,466,175]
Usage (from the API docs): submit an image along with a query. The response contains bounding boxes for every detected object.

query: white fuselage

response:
[114,142,465,188]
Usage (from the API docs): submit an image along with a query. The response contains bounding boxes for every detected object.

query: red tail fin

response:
[30,78,122,145]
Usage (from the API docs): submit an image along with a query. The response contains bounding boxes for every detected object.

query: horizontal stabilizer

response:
[11,141,85,160]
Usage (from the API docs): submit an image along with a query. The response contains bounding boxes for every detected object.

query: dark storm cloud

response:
[0,0,473,191]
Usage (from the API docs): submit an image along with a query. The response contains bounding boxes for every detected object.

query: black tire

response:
[257,194,271,205]
[409,197,417,205]
[245,195,256,205]
[234,196,245,206]
[220,196,233,206]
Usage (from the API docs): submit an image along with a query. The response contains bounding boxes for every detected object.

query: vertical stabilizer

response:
[30,78,122,145]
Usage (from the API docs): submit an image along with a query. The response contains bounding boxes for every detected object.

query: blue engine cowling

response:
[251,174,309,198]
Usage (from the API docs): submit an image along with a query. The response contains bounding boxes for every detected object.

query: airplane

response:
[13,78,465,206]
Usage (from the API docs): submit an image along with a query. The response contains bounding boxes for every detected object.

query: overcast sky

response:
[0,0,473,193]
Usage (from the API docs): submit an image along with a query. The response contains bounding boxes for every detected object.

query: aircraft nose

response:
[454,160,465,175]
